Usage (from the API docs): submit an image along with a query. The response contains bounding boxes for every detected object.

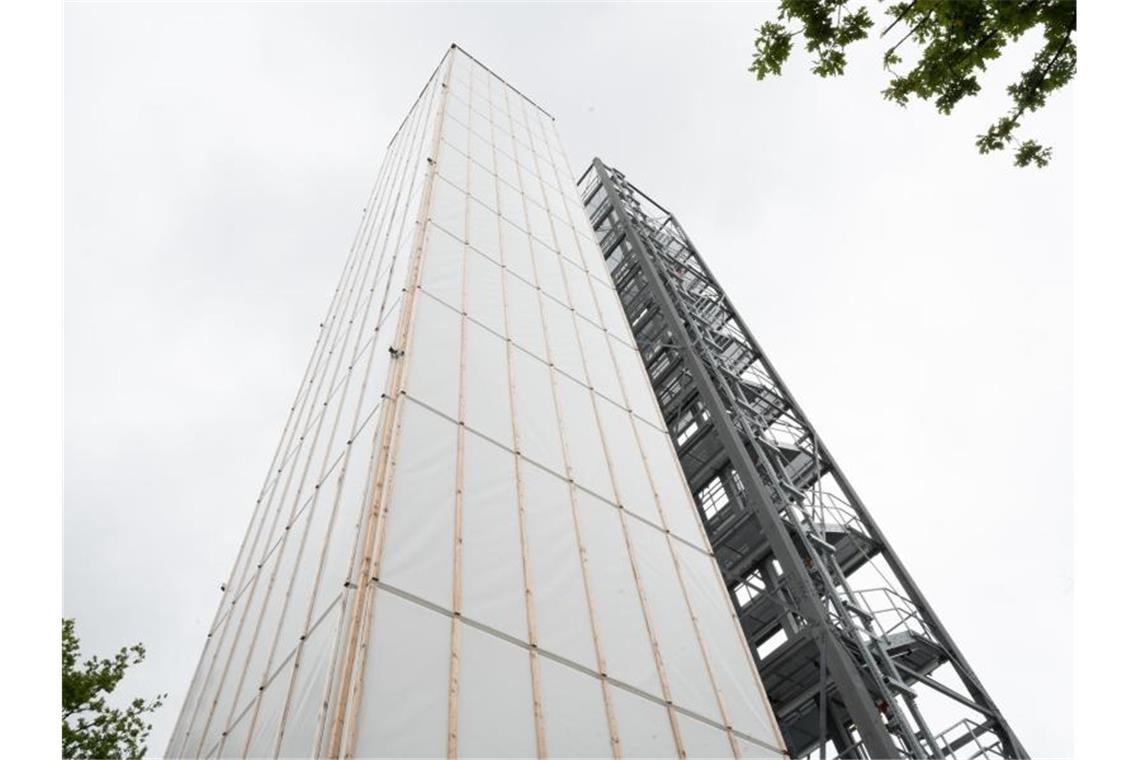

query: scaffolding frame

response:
[578,159,1028,760]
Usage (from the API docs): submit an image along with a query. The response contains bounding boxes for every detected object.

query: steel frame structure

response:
[578,159,1028,760]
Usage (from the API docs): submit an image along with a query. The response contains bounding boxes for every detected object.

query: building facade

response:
[166,46,786,759]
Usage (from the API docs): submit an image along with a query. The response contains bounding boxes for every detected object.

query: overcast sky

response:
[64,3,1072,757]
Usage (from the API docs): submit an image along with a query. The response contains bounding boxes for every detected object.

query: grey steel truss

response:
[578,159,1028,760]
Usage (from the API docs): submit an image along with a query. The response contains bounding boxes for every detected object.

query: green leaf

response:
[63,619,165,760]
[750,0,1076,168]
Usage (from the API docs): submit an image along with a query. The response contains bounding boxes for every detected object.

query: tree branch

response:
[880,0,919,38]
[882,9,933,61]
[1008,19,1075,124]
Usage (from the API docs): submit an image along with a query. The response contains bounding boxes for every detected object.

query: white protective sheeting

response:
[677,713,737,760]
[462,319,514,448]
[538,657,613,759]
[354,590,451,758]
[574,490,661,699]
[626,518,721,721]
[275,604,340,759]
[520,461,596,667]
[674,538,784,749]
[459,431,528,641]
[456,624,538,758]
[376,402,457,612]
[555,375,616,502]
[609,685,678,758]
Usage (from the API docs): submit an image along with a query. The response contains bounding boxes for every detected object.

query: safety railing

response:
[933,718,1006,760]
[802,490,872,539]
[838,587,934,643]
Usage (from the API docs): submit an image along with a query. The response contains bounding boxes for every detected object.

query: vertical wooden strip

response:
[490,77,547,759]
[221,127,408,753]
[583,263,739,756]
[326,48,456,760]
[446,61,474,759]
[632,416,743,758]
[447,418,465,758]
[178,160,373,749]
[509,103,627,759]
[309,67,449,759]
[193,184,385,756]
[295,64,448,760]
[249,168,418,755]
[576,163,782,755]
[175,149,390,756]
[307,403,388,759]
[339,82,453,760]
[518,109,685,758]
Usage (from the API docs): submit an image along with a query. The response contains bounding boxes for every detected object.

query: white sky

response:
[64,3,1072,757]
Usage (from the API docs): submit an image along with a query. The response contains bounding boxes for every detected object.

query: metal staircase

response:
[578,159,1028,760]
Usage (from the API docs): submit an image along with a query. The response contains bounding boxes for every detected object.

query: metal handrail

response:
[803,491,870,536]
[933,718,1005,760]
[840,587,934,642]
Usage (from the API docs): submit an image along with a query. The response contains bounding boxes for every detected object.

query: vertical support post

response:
[818,632,828,760]
[826,709,859,760]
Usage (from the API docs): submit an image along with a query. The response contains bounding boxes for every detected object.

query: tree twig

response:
[881,0,920,38]
[1007,19,1075,125]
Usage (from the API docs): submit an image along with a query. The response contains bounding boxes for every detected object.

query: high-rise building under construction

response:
[165,46,785,759]
[166,45,1024,759]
